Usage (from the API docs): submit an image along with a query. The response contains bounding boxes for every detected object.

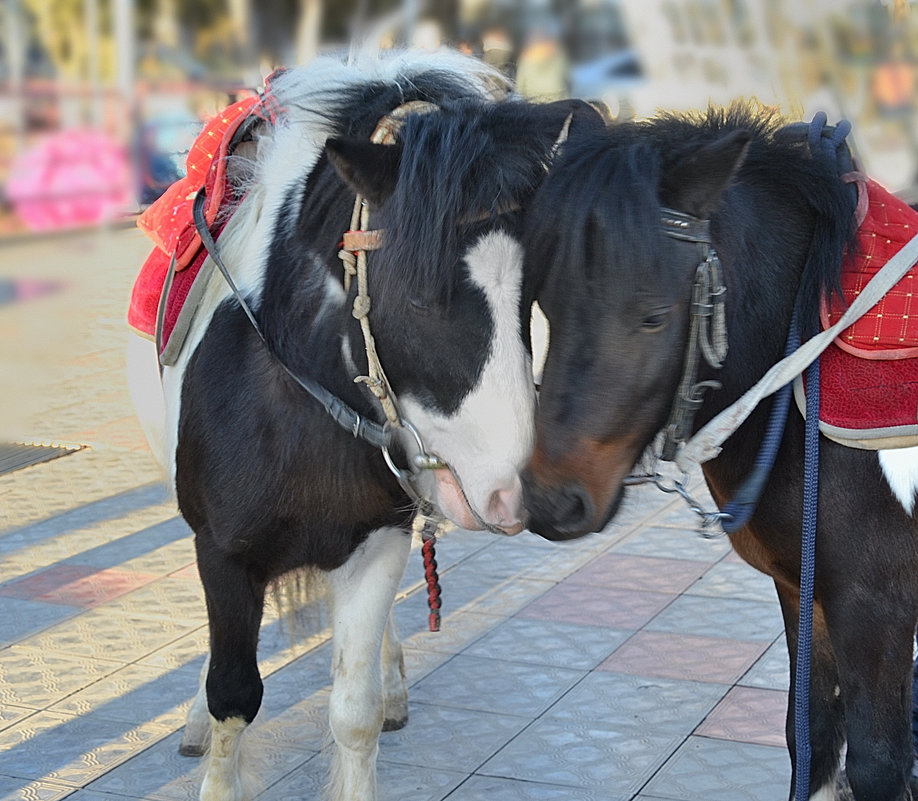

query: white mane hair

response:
[218,50,510,303]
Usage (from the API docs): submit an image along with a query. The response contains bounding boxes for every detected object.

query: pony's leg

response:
[326,526,411,801]
[180,653,212,756]
[381,610,408,731]
[822,585,914,801]
[196,535,266,801]
[775,583,846,801]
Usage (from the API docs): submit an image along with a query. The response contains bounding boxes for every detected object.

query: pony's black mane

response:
[375,98,567,304]
[528,102,858,334]
[273,71,568,309]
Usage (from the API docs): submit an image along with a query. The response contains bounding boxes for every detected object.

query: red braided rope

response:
[421,531,441,632]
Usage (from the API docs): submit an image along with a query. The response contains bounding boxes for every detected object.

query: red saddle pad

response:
[801,180,918,446]
[127,95,260,342]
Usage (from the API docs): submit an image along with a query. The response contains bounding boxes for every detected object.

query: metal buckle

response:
[381,419,447,483]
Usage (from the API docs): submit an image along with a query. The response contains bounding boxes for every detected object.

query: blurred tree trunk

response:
[296,0,321,64]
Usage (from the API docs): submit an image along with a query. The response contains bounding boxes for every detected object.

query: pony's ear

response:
[542,98,607,145]
[659,129,751,219]
[325,138,402,207]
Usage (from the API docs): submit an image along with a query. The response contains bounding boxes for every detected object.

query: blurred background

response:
[0,0,916,237]
[0,0,918,237]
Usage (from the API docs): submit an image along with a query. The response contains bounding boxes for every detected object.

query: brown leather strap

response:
[343,229,385,251]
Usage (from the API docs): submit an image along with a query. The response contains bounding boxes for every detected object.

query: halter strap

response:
[192,190,392,449]
[658,207,728,461]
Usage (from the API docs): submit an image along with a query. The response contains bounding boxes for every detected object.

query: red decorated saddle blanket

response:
[127,95,261,362]
[795,179,918,448]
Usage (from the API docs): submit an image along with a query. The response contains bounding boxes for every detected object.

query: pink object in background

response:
[5,129,133,231]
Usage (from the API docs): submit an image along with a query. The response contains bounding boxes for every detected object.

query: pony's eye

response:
[409,296,433,316]
[640,308,671,332]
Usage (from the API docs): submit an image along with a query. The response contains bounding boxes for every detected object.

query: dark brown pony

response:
[521,105,918,801]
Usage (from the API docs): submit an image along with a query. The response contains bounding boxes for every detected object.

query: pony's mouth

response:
[520,469,625,541]
[433,468,525,535]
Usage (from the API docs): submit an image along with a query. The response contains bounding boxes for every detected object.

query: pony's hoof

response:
[178,742,208,757]
[382,715,408,732]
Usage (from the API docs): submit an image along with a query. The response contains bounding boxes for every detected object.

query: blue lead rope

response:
[795,352,821,799]
[721,317,799,533]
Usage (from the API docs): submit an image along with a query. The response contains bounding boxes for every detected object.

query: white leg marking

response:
[879,447,918,516]
[200,715,247,801]
[180,654,212,756]
[381,611,408,729]
[326,527,411,801]
[808,781,838,801]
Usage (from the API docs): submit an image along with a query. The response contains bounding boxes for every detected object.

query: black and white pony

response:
[128,52,587,801]
[520,104,918,800]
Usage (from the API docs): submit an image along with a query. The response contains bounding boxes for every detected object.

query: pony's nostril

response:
[485,477,523,527]
[559,482,594,531]
[521,470,596,540]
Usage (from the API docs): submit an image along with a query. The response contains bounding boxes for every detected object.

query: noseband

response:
[658,208,728,461]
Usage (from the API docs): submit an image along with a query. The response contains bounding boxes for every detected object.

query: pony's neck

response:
[699,186,816,416]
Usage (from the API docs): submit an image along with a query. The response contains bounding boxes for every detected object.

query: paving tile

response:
[597,630,769,684]
[640,736,790,800]
[0,598,80,647]
[0,564,98,600]
[513,542,608,584]
[403,645,455,686]
[445,535,563,581]
[18,607,202,663]
[0,647,122,708]
[0,705,35,735]
[137,627,210,671]
[569,553,707,594]
[99,576,206,621]
[0,776,74,801]
[89,730,314,800]
[84,730,223,801]
[544,671,726,736]
[694,686,788,748]
[446,775,603,800]
[55,516,190,571]
[402,607,502,656]
[376,702,529,773]
[0,564,159,607]
[258,753,466,801]
[644,594,784,642]
[432,571,555,619]
[250,688,331,753]
[48,662,202,730]
[518,581,675,630]
[116,535,196,576]
[0,483,168,546]
[650,500,723,531]
[259,653,332,716]
[612,524,732,562]
[0,710,170,785]
[465,617,629,670]
[685,559,778,603]
[479,716,683,797]
[410,654,585,718]
[740,636,790,691]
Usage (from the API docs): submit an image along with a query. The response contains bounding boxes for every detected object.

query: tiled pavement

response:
[0,227,794,800]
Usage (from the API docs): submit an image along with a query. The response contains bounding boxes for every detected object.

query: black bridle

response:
[658,207,728,462]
